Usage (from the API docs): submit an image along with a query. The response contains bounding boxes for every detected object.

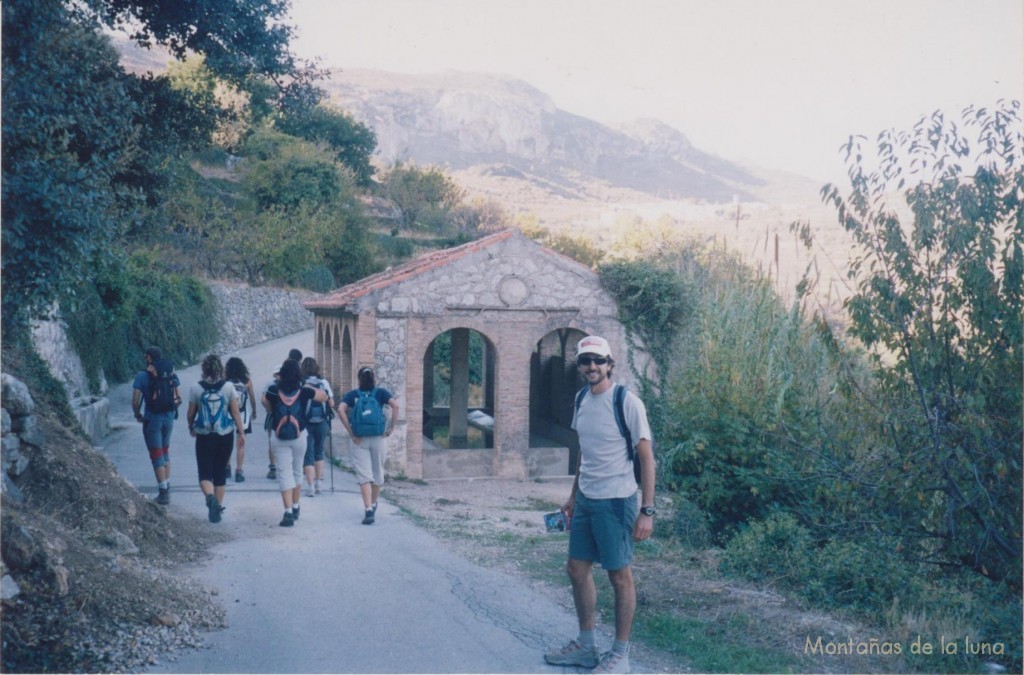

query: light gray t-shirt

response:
[572,384,652,500]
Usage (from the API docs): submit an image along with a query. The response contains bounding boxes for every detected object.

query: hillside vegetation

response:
[2,1,1020,672]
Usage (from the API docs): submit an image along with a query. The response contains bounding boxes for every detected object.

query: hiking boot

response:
[155,487,170,505]
[362,509,375,525]
[234,469,245,483]
[291,506,300,521]
[279,512,295,527]
[206,493,221,523]
[544,640,599,668]
[266,465,277,480]
[315,479,323,495]
[223,465,231,481]
[304,484,316,498]
[593,651,629,674]
[371,501,378,514]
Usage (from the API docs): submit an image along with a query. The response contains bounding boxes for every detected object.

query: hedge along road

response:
[100,330,575,674]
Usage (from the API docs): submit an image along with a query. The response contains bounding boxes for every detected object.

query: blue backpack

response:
[350,388,386,437]
[195,380,229,434]
[574,384,641,484]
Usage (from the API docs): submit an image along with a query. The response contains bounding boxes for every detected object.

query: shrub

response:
[670,497,712,550]
[296,264,335,293]
[719,512,813,584]
[62,252,218,387]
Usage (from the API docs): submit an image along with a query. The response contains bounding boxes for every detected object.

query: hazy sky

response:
[287,0,1023,183]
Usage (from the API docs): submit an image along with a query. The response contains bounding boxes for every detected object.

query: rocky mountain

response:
[321,69,767,203]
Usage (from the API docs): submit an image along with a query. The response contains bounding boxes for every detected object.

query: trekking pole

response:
[328,426,335,493]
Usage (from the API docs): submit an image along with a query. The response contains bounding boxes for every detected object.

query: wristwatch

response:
[640,505,656,517]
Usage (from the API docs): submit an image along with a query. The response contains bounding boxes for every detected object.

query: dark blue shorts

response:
[568,491,637,571]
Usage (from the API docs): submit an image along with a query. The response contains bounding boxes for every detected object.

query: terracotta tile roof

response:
[304,229,518,311]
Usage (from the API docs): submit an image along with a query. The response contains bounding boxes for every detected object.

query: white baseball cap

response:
[576,335,612,359]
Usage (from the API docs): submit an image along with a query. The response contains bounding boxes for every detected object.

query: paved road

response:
[100,331,579,673]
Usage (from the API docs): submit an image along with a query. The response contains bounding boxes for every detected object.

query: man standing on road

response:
[544,335,655,674]
[131,346,182,505]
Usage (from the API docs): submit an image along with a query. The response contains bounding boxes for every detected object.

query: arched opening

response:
[530,328,587,472]
[422,328,495,450]
[340,325,353,393]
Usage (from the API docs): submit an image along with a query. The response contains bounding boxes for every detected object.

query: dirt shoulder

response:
[382,476,909,674]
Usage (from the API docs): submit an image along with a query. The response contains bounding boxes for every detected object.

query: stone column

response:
[449,328,469,444]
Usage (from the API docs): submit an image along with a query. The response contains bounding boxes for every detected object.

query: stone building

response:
[304,229,646,480]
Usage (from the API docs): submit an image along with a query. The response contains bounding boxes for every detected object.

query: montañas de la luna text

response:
[805,635,1005,657]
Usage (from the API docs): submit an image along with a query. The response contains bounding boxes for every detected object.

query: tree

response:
[241,130,345,211]
[1,0,321,327]
[2,0,143,325]
[820,100,1022,583]
[276,104,377,186]
[75,0,320,95]
[380,162,465,232]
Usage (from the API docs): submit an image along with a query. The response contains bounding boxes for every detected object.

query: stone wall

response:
[26,282,315,443]
[1,375,41,496]
[206,282,315,357]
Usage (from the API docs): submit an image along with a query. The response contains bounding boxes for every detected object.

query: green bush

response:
[670,497,712,550]
[719,512,813,584]
[296,264,336,293]
[62,252,218,387]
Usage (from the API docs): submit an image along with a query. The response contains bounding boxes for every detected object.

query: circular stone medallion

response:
[498,276,530,306]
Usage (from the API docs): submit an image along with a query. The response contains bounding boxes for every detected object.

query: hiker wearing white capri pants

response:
[337,366,399,525]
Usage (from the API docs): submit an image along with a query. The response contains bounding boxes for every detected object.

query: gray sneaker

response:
[593,651,630,674]
[544,640,599,668]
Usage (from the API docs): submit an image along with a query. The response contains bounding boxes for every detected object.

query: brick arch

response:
[530,327,588,473]
[421,326,497,452]
[340,324,353,393]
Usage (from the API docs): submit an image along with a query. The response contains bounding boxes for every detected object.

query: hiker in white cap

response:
[544,335,655,674]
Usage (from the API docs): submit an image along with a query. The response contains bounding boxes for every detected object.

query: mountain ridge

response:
[322,67,769,203]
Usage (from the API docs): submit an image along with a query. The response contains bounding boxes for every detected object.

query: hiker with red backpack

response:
[337,366,399,525]
[262,358,328,527]
[130,346,182,506]
[186,354,247,524]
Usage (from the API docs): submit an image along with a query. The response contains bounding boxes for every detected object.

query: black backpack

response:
[574,384,642,484]
[148,359,178,415]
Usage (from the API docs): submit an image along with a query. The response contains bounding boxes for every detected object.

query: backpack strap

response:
[574,385,588,414]
[613,384,634,461]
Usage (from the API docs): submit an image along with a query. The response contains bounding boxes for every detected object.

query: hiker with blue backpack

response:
[544,335,655,675]
[131,346,182,506]
[337,366,399,525]
[262,358,329,527]
[300,357,334,497]
[186,354,247,524]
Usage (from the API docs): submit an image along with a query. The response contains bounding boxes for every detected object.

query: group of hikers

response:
[129,335,654,674]
[129,346,398,528]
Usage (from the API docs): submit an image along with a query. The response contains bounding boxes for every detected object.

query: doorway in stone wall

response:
[530,328,587,473]
[422,328,496,450]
